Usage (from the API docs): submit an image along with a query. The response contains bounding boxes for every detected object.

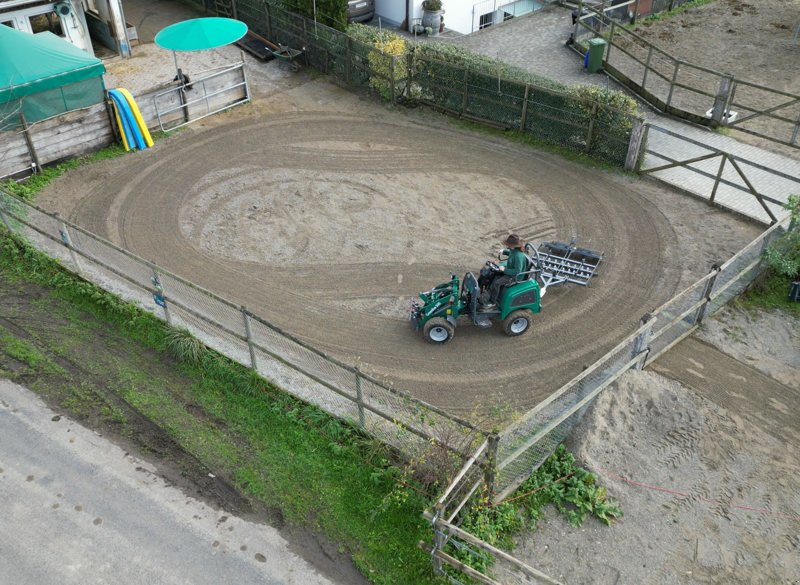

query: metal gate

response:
[638,123,800,225]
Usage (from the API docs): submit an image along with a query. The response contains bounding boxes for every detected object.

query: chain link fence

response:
[0,189,483,461]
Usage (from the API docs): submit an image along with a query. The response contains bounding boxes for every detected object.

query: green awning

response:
[154,18,248,52]
[0,26,105,104]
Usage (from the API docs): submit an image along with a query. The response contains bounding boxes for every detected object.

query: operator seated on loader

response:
[479,233,528,310]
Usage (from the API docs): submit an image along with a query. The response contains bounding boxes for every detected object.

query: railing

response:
[572,2,800,148]
[150,61,250,132]
[425,212,793,582]
[471,0,549,32]
[0,189,483,462]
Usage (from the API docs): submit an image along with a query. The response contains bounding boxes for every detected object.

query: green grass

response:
[0,327,64,374]
[738,271,800,315]
[1,143,127,200]
[638,0,717,25]
[0,231,443,585]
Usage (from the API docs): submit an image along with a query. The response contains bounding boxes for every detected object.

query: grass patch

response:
[0,327,64,374]
[738,271,800,315]
[638,0,718,26]
[1,143,127,200]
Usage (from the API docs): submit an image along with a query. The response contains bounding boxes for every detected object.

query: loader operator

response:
[481,234,527,310]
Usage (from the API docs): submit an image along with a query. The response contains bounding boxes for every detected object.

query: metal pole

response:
[632,312,654,369]
[519,83,530,132]
[695,265,720,325]
[641,45,653,89]
[666,60,680,108]
[57,217,82,274]
[355,368,366,428]
[241,306,258,370]
[151,267,172,325]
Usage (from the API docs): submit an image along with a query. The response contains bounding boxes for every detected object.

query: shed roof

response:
[0,26,105,104]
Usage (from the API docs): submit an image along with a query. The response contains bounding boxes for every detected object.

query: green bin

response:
[587,38,607,73]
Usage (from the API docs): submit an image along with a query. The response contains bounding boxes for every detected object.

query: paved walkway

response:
[447,3,800,223]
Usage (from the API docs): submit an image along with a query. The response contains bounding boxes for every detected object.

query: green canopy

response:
[0,26,105,105]
[154,18,248,52]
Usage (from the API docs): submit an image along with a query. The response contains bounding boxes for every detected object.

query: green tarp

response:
[0,26,105,103]
[0,26,105,126]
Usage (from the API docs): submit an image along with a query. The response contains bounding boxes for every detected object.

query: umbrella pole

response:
[172,51,184,86]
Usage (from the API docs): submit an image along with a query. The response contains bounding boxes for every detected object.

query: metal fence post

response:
[519,83,530,131]
[355,368,366,428]
[625,118,646,171]
[606,21,615,63]
[461,68,469,114]
[641,45,653,89]
[631,0,640,24]
[265,2,273,39]
[632,312,654,369]
[484,433,499,498]
[56,216,82,274]
[791,109,800,146]
[710,75,733,126]
[695,264,720,325]
[405,50,414,99]
[585,102,598,153]
[241,306,258,370]
[391,55,397,104]
[666,60,681,108]
[345,36,352,85]
[151,267,172,325]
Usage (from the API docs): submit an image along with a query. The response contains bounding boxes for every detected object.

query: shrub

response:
[764,195,800,279]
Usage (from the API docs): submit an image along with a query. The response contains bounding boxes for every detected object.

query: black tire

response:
[502,309,533,337]
[423,317,454,344]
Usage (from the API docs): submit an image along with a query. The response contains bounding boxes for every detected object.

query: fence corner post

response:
[632,312,654,369]
[431,502,445,575]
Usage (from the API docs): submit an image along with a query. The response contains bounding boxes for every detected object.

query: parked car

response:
[347,0,374,23]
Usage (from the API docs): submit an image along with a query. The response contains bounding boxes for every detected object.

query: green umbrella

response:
[155,18,248,84]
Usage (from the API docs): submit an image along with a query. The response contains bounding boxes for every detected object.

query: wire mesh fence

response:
[0,188,482,462]
[574,1,800,148]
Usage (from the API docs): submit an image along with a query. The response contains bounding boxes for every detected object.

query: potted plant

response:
[421,0,444,36]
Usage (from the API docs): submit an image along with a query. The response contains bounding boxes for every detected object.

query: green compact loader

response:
[410,240,603,344]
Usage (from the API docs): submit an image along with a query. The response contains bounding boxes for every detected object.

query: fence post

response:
[606,21,615,63]
[484,433,499,498]
[461,68,469,115]
[265,3,272,39]
[431,502,445,575]
[355,368,366,428]
[585,102,598,153]
[405,50,414,99]
[709,152,727,205]
[695,264,720,325]
[791,109,800,146]
[390,55,397,104]
[710,75,733,126]
[56,216,82,275]
[641,45,653,89]
[668,0,676,10]
[230,0,238,20]
[632,312,654,369]
[151,267,172,325]
[345,36,352,85]
[19,113,41,174]
[666,60,681,108]
[631,0,640,24]
[519,83,530,132]
[0,195,11,232]
[625,118,646,171]
[241,306,258,370]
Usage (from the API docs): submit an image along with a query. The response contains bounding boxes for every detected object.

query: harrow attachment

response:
[526,239,603,290]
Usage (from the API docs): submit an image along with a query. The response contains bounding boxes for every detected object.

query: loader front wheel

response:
[423,317,454,344]
[503,310,533,337]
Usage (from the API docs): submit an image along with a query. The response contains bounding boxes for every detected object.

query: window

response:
[29,11,64,37]
[479,12,493,29]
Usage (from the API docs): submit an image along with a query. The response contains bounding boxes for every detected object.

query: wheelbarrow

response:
[271,44,304,72]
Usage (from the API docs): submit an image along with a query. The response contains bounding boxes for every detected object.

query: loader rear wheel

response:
[503,310,533,337]
[423,317,454,344]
